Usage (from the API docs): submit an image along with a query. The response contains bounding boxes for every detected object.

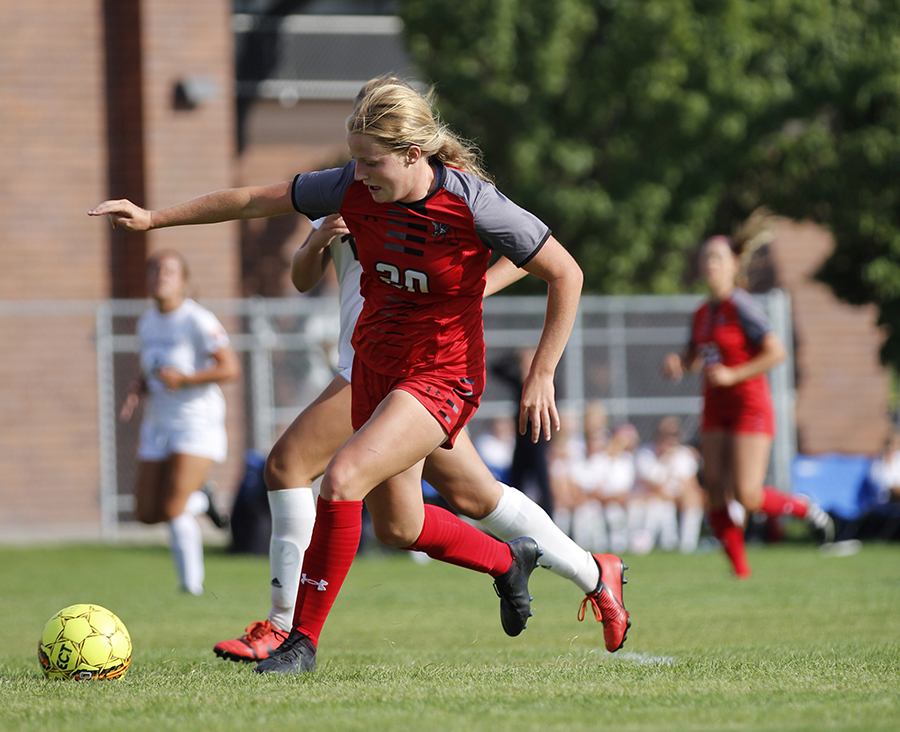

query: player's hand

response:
[312,214,350,248]
[156,366,187,390]
[661,352,683,381]
[88,199,152,231]
[119,392,140,422]
[704,363,737,387]
[518,371,559,443]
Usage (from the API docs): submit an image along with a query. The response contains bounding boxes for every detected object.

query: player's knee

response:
[736,490,763,513]
[264,442,312,491]
[441,493,490,520]
[372,521,418,548]
[134,503,163,524]
[320,457,367,501]
[158,502,184,522]
[263,447,289,492]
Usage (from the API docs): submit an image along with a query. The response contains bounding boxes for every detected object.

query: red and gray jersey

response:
[689,287,773,411]
[291,160,550,377]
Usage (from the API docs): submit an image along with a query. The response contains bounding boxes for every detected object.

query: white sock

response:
[267,488,316,631]
[679,507,704,553]
[169,512,204,595]
[572,501,605,554]
[479,483,600,594]
[552,507,572,537]
[605,502,629,555]
[184,489,209,516]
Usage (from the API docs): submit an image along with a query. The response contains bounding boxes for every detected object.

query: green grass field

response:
[1,540,898,732]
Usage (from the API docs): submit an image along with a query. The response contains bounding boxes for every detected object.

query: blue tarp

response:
[791,454,876,520]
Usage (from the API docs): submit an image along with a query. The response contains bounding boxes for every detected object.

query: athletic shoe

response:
[253,628,317,674]
[213,620,288,663]
[493,537,541,637]
[578,553,631,652]
[805,502,835,544]
[202,481,230,530]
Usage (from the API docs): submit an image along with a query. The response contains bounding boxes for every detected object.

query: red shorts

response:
[350,355,485,448]
[702,401,775,436]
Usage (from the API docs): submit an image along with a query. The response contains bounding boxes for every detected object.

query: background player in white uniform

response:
[120,250,241,594]
[213,213,628,662]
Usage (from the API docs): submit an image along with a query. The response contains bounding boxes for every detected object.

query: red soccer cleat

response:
[213,620,288,663]
[578,553,631,652]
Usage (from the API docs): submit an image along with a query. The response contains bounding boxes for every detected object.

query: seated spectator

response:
[567,399,609,462]
[869,429,900,505]
[547,410,582,537]
[569,428,609,552]
[631,416,705,554]
[473,416,516,485]
[601,424,639,555]
[570,423,637,555]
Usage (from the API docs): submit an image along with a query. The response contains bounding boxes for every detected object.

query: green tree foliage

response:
[400,0,900,363]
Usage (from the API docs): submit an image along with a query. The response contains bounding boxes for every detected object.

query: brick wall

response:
[769,221,891,455]
[140,0,240,300]
[237,99,353,295]
[0,2,108,534]
[0,1,245,539]
[137,0,246,506]
[0,1,108,301]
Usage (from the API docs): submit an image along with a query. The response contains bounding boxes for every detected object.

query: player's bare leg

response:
[423,432,628,651]
[703,431,751,577]
[215,374,352,662]
[255,391,538,674]
[134,454,213,595]
[734,432,834,543]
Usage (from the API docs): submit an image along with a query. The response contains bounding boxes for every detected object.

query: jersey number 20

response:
[375,262,430,293]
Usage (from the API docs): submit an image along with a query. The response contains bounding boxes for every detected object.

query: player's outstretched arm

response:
[88,182,296,231]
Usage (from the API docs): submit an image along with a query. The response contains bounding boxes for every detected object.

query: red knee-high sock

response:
[406,504,513,577]
[291,497,363,646]
[759,486,808,518]
[709,507,751,578]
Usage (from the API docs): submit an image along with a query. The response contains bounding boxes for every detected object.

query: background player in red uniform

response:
[90,80,628,672]
[663,234,833,577]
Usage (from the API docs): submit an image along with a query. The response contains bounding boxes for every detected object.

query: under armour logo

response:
[301,573,329,591]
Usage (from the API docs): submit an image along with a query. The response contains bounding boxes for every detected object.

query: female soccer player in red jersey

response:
[90,80,629,671]
[662,234,833,578]
[211,214,628,665]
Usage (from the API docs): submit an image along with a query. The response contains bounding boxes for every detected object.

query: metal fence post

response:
[95,301,118,541]
[766,289,798,491]
[248,297,276,452]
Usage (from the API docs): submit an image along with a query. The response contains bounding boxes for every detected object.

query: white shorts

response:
[137,417,227,463]
[339,364,352,384]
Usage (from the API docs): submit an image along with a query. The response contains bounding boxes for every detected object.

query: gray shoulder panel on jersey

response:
[732,288,772,345]
[291,162,356,218]
[442,168,551,267]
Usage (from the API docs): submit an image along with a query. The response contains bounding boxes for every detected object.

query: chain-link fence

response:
[1,291,794,539]
[102,291,794,534]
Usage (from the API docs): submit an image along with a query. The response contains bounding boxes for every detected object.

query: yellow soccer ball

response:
[38,604,132,680]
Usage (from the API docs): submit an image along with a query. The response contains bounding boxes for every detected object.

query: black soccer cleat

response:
[805,501,835,544]
[253,628,317,674]
[201,481,230,530]
[493,537,541,637]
